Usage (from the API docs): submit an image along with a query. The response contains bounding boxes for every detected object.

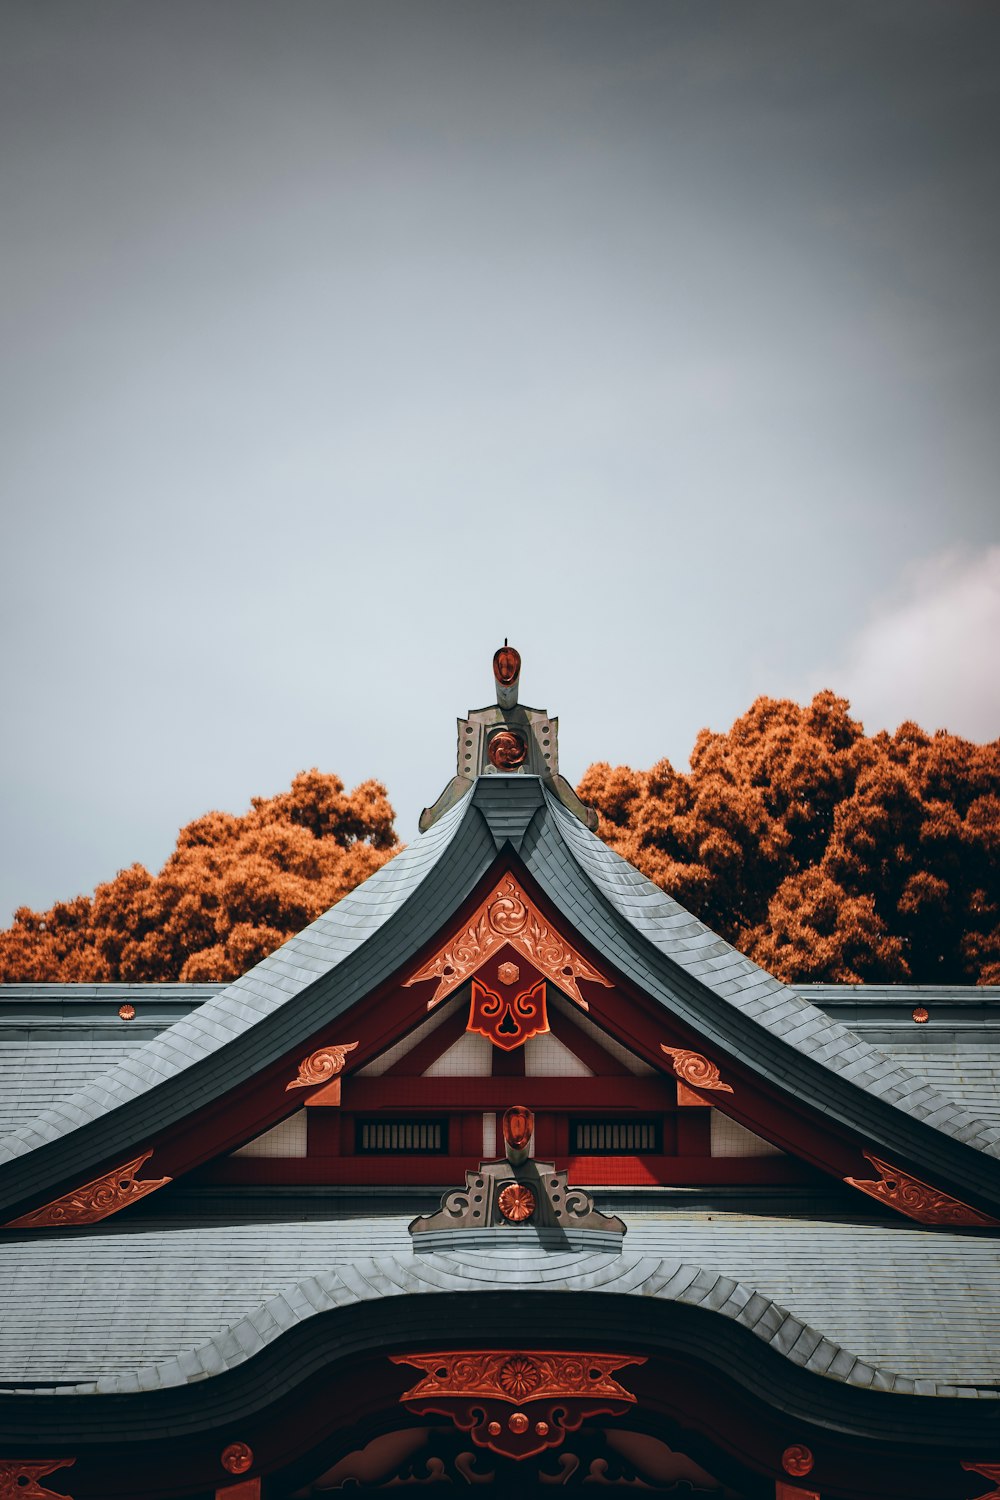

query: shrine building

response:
[2,647,1000,1500]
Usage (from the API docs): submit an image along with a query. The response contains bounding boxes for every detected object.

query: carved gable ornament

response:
[392,1350,644,1461]
[410,1106,625,1248]
[404,872,611,1010]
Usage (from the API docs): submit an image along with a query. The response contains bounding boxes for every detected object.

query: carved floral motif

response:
[6,1152,170,1228]
[497,1183,536,1221]
[468,977,549,1050]
[659,1047,734,1094]
[286,1041,358,1091]
[393,1351,644,1461]
[963,1463,1000,1500]
[844,1153,1000,1226]
[405,874,611,1008]
[0,1460,75,1500]
[497,961,520,986]
[393,1351,642,1404]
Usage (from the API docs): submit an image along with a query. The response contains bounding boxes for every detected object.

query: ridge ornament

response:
[405,872,611,1009]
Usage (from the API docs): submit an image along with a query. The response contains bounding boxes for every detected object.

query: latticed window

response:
[355,1119,448,1153]
[570,1119,661,1153]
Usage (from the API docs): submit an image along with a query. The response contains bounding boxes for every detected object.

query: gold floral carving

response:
[659,1047,734,1094]
[286,1041,358,1090]
[0,1460,75,1499]
[392,1351,643,1405]
[6,1152,170,1229]
[844,1153,1000,1227]
[405,874,611,1009]
[963,1463,1000,1500]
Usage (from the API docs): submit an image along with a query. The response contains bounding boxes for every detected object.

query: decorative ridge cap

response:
[44,1250,997,1400]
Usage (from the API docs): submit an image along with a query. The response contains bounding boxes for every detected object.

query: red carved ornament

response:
[286,1041,358,1091]
[221,1443,254,1475]
[493,645,521,685]
[782,1445,814,1477]
[844,1153,1000,1227]
[6,1152,170,1228]
[497,1183,536,1221]
[963,1463,1000,1500]
[775,1485,819,1500]
[0,1460,75,1500]
[468,976,548,1050]
[393,1350,644,1461]
[660,1046,734,1094]
[405,873,611,1009]
[488,731,527,769]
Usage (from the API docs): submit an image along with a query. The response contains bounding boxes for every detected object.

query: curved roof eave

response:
[2,773,1000,1218]
[0,786,493,1215]
[521,783,1000,1209]
[37,1246,1000,1403]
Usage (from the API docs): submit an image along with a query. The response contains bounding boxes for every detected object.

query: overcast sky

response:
[2,0,999,923]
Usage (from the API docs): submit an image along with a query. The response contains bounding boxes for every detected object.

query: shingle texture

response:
[0,795,472,1168]
[536,788,1000,1166]
[1,1207,997,1396]
[2,776,1000,1217]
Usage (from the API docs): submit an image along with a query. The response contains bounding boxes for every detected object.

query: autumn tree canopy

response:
[0,771,398,983]
[2,697,998,986]
[578,692,1000,986]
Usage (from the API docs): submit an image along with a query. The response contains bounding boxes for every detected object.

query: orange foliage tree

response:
[578,693,1000,985]
[0,771,398,983]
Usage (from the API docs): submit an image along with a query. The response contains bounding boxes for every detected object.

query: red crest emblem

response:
[468,977,548,1051]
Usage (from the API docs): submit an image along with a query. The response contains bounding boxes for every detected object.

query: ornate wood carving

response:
[393,1351,644,1460]
[286,1041,358,1091]
[6,1152,170,1228]
[963,1463,1000,1500]
[468,977,549,1050]
[409,1158,625,1238]
[660,1046,734,1094]
[844,1153,1000,1226]
[0,1460,74,1499]
[405,873,611,1009]
[497,961,519,985]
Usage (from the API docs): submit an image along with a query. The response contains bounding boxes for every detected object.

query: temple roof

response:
[3,777,1000,1220]
[2,1197,998,1399]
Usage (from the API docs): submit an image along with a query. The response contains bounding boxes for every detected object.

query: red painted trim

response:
[547,1004,635,1077]
[342,1078,677,1110]
[192,1153,819,1188]
[382,1004,469,1077]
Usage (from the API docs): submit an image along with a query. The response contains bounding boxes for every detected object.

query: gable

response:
[3,780,1000,1228]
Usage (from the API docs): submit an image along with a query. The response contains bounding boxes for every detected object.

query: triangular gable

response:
[3,776,1000,1227]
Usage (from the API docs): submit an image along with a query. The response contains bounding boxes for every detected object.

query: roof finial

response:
[493,640,521,709]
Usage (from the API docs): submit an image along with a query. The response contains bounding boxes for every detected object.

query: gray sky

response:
[2,0,999,924]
